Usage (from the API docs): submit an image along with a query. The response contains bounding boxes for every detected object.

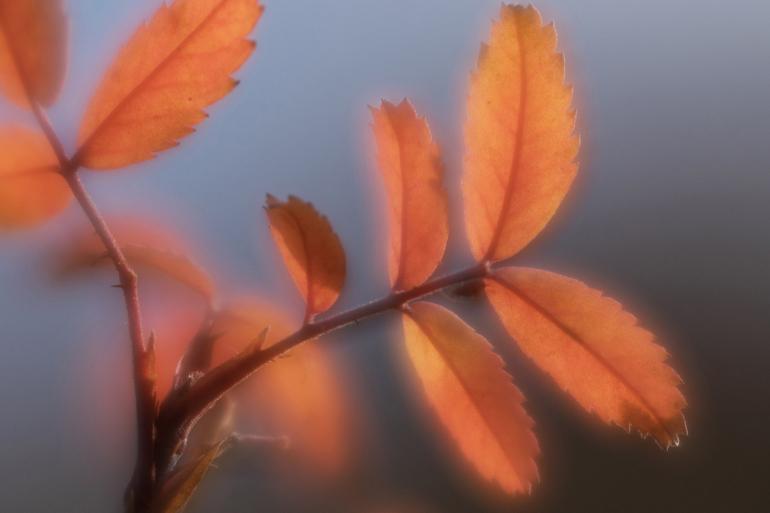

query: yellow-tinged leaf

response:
[463,5,579,262]
[0,0,67,107]
[402,302,538,494]
[265,194,346,317]
[149,439,226,513]
[486,267,687,447]
[0,127,70,229]
[370,99,448,290]
[212,298,349,474]
[76,0,263,170]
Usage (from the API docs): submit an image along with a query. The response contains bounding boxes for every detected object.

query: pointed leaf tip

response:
[402,302,539,494]
[486,267,687,448]
[76,0,263,170]
[370,99,448,290]
[463,4,579,262]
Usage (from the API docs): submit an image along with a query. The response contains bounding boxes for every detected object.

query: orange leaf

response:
[265,194,346,317]
[75,0,263,170]
[402,302,538,494]
[0,126,70,229]
[463,5,579,262]
[370,99,448,290]
[0,0,67,107]
[55,220,215,300]
[212,298,349,474]
[486,267,687,447]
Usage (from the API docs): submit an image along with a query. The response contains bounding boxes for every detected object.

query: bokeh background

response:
[1,0,769,511]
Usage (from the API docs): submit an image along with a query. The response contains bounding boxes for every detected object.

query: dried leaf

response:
[402,302,539,494]
[486,267,687,447]
[149,439,226,513]
[0,0,67,107]
[265,195,346,318]
[76,0,263,169]
[212,298,349,474]
[370,99,448,290]
[0,126,70,229]
[463,5,579,262]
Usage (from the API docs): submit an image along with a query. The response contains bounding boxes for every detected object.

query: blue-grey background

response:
[1,0,769,511]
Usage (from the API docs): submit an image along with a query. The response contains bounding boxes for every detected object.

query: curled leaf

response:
[486,267,687,447]
[402,302,539,494]
[463,5,579,262]
[265,194,346,318]
[0,0,67,107]
[370,99,448,290]
[76,0,263,169]
[0,126,70,229]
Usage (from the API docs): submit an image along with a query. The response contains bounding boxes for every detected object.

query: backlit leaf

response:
[463,5,579,262]
[0,0,67,107]
[76,0,263,170]
[486,267,687,447]
[0,126,70,229]
[212,298,349,474]
[55,220,215,300]
[370,99,448,290]
[265,194,346,318]
[402,301,538,494]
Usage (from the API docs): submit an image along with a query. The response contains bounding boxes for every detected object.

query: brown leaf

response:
[463,5,579,262]
[76,0,263,169]
[486,267,687,447]
[0,126,70,229]
[265,194,346,318]
[0,0,67,107]
[402,302,539,494]
[149,439,226,513]
[370,99,448,290]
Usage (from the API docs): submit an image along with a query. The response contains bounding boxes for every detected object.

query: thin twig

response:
[156,262,492,465]
[29,104,157,510]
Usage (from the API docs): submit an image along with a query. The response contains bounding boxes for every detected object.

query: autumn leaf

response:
[486,267,687,447]
[212,298,349,474]
[370,99,448,290]
[75,0,263,170]
[0,126,70,229]
[55,221,215,300]
[463,5,579,262]
[265,194,346,318]
[402,301,539,494]
[0,0,67,108]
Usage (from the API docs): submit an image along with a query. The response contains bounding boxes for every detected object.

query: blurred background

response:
[1,0,769,511]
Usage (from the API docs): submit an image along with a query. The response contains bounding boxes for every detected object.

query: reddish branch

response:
[155,262,492,471]
[29,104,157,510]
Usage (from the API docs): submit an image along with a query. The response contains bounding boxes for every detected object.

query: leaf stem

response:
[158,261,492,461]
[29,104,156,510]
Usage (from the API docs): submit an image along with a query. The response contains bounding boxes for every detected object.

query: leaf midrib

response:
[490,275,676,440]
[406,307,532,490]
[75,0,235,162]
